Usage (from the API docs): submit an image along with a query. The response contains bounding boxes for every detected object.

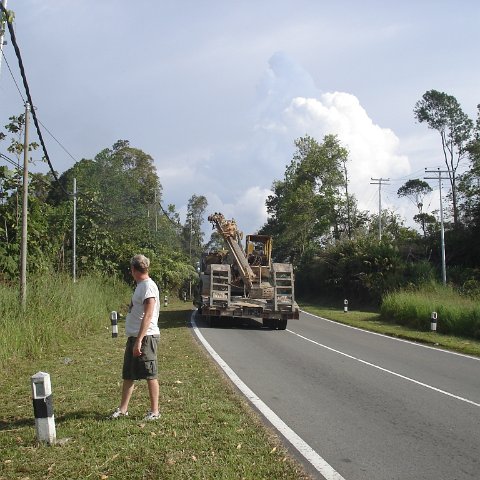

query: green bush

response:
[381,283,480,339]
[297,238,434,305]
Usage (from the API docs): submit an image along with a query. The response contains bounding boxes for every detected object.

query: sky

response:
[1,0,479,237]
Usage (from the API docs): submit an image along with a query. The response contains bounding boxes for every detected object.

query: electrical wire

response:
[1,49,25,103]
[158,201,182,228]
[0,152,19,168]
[2,34,78,174]
[0,3,72,197]
[36,118,78,164]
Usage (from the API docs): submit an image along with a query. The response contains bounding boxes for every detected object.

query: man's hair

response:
[131,254,150,274]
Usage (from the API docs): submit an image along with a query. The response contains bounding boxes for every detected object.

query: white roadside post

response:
[31,372,56,445]
[164,295,168,307]
[430,312,438,332]
[110,311,118,338]
[344,299,348,313]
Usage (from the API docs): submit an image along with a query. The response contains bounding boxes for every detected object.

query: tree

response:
[183,194,208,262]
[397,179,433,236]
[414,90,474,226]
[261,134,346,264]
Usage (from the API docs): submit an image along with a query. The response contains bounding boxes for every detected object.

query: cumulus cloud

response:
[166,51,414,235]
[254,53,411,212]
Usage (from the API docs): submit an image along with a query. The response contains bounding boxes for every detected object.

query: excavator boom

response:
[208,213,256,292]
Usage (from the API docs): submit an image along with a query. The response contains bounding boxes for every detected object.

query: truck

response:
[194,212,299,329]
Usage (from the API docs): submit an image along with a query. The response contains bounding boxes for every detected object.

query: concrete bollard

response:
[430,312,438,331]
[344,299,348,313]
[164,295,168,307]
[110,311,118,338]
[31,372,56,445]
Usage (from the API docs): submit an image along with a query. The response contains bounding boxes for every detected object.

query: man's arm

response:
[133,297,156,357]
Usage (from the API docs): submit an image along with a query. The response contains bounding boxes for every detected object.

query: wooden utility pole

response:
[20,102,30,309]
[370,178,390,241]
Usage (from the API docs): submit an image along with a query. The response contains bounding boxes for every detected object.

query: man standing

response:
[111,254,161,420]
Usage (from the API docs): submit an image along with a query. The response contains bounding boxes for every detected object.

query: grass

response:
[381,284,480,339]
[0,284,311,480]
[0,274,130,366]
[300,298,480,357]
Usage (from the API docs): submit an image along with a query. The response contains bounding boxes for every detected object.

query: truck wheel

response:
[209,316,221,328]
[263,319,274,329]
[276,319,287,330]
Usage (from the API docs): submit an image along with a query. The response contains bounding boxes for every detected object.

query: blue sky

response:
[1,0,479,235]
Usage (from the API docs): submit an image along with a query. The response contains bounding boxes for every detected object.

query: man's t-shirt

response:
[125,278,160,337]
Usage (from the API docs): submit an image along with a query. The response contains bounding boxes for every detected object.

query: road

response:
[192,310,480,480]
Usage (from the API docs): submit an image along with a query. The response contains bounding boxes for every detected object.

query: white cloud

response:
[163,52,416,234]
[202,187,272,239]
[253,53,412,214]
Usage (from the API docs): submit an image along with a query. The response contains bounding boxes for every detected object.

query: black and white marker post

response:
[430,311,438,332]
[110,311,118,338]
[344,299,348,313]
[31,371,56,445]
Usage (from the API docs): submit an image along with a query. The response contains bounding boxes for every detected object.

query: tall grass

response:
[0,274,131,367]
[381,283,480,339]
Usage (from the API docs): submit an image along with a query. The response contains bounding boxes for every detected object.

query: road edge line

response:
[190,313,346,480]
[301,310,480,362]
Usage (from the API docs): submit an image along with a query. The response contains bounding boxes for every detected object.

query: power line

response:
[0,152,19,168]
[2,48,79,167]
[36,118,78,163]
[389,168,427,182]
[0,2,72,197]
[1,25,77,169]
[1,49,25,102]
[158,201,182,228]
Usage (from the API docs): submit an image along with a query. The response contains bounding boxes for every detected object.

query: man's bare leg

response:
[147,378,159,414]
[119,379,135,413]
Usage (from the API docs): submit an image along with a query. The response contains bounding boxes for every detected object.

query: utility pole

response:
[73,178,77,283]
[189,214,192,300]
[20,102,30,309]
[0,0,8,78]
[370,178,390,241]
[343,160,351,239]
[425,168,449,285]
[154,190,158,232]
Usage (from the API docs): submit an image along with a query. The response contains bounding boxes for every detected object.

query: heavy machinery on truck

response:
[195,212,299,329]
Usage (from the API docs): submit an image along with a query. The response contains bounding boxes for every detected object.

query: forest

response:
[1,89,480,309]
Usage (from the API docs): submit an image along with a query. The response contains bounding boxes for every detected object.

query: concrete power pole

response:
[370,178,390,241]
[20,102,30,309]
[0,0,7,78]
[425,168,449,286]
[73,178,77,283]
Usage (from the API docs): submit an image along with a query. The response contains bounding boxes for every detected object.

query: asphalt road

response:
[192,311,480,480]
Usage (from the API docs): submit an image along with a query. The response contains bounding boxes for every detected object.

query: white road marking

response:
[287,329,480,408]
[301,310,480,362]
[191,313,346,480]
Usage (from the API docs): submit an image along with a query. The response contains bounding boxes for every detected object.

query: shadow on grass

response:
[0,410,110,432]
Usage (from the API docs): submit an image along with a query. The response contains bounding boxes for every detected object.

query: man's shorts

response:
[122,335,160,380]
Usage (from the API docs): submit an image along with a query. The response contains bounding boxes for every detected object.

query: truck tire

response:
[263,319,274,329]
[276,319,287,330]
[209,316,222,328]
